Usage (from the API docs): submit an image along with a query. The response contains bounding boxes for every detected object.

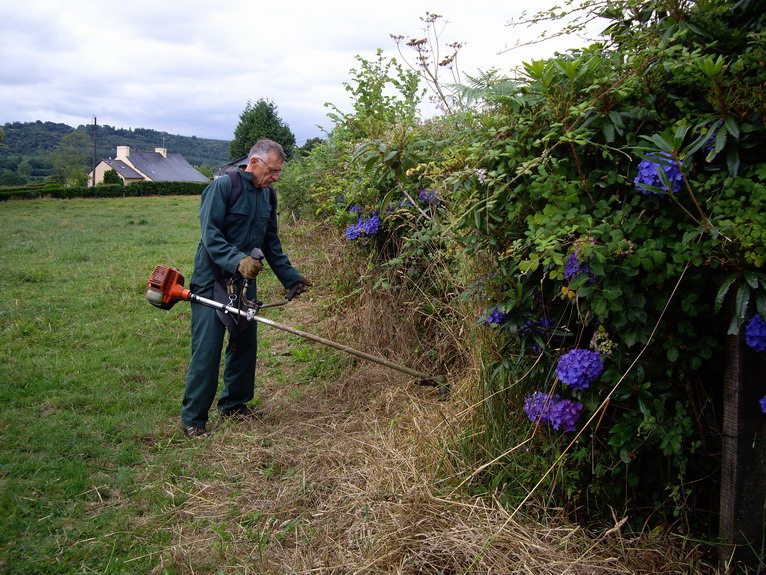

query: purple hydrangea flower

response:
[564,253,591,280]
[345,212,381,241]
[548,398,585,432]
[634,152,684,195]
[523,391,584,432]
[745,314,766,352]
[556,349,604,390]
[522,317,554,336]
[345,222,361,240]
[760,396,766,414]
[524,391,559,425]
[418,188,441,206]
[483,305,508,327]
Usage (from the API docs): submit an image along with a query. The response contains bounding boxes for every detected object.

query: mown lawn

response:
[0,196,311,573]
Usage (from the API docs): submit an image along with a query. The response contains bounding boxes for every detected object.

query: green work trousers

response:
[181,283,258,428]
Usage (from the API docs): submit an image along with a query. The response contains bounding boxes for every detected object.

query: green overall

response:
[181,170,302,428]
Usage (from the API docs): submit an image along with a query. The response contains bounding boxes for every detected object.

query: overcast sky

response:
[0,0,600,146]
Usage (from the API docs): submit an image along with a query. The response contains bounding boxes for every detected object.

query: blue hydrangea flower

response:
[523,391,584,432]
[760,396,766,414]
[745,314,766,352]
[345,222,361,240]
[345,212,381,241]
[483,305,508,327]
[363,213,381,235]
[418,189,441,205]
[634,152,684,195]
[522,317,554,336]
[547,398,585,432]
[556,349,604,390]
[745,314,766,351]
[524,391,559,425]
[564,253,592,280]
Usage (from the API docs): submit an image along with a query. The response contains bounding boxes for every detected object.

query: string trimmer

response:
[145,259,448,398]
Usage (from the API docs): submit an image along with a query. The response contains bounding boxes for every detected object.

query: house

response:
[213,156,248,179]
[89,146,209,186]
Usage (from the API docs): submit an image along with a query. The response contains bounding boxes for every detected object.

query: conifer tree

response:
[229,99,296,160]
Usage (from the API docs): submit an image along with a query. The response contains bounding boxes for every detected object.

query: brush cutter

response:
[145,258,448,398]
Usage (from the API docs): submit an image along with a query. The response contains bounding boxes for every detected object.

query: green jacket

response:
[190,170,302,290]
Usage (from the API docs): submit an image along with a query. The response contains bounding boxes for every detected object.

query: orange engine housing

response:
[146,265,189,309]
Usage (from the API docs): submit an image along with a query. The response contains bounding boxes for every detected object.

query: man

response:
[180,139,312,438]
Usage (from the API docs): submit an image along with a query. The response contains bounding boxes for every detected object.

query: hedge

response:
[0,180,209,201]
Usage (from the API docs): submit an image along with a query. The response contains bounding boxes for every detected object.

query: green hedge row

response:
[0,181,209,201]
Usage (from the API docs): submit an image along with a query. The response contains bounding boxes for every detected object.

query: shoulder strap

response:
[226,172,275,214]
[227,172,242,212]
[203,172,242,280]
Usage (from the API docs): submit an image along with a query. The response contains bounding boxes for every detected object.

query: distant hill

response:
[0,121,231,185]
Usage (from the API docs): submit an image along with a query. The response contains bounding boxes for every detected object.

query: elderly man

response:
[180,139,312,438]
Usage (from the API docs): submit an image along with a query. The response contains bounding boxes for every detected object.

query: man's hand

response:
[237,256,263,279]
[289,277,313,297]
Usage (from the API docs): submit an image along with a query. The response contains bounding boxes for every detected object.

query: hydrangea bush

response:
[305,0,766,536]
[429,0,766,531]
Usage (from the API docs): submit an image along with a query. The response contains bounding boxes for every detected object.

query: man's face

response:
[248,153,284,188]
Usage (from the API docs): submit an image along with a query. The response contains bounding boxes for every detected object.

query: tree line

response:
[0,98,323,187]
[0,121,231,186]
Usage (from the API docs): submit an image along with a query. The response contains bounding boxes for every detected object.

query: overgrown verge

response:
[278,0,766,569]
[151,219,716,574]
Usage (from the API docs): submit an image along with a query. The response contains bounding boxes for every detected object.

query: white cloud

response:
[0,0,603,145]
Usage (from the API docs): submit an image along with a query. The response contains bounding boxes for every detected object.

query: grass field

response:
[0,196,336,573]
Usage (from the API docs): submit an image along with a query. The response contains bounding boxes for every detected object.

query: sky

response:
[0,0,601,147]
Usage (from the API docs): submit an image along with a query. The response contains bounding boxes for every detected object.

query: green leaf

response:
[383,150,398,163]
[744,271,760,290]
[608,421,636,448]
[756,291,766,319]
[673,125,689,142]
[608,110,625,130]
[378,188,398,216]
[714,276,737,313]
[724,117,740,139]
[706,128,728,162]
[733,282,751,332]
[726,146,740,177]
[568,273,591,290]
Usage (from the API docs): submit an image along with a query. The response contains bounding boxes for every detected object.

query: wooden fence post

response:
[719,322,766,573]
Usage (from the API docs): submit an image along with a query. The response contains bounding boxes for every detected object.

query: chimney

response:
[116,146,130,160]
[155,147,168,158]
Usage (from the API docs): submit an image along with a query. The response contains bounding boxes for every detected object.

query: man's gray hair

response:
[247,139,285,162]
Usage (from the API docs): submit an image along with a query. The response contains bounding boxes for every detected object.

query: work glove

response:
[237,255,263,279]
[289,277,313,298]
